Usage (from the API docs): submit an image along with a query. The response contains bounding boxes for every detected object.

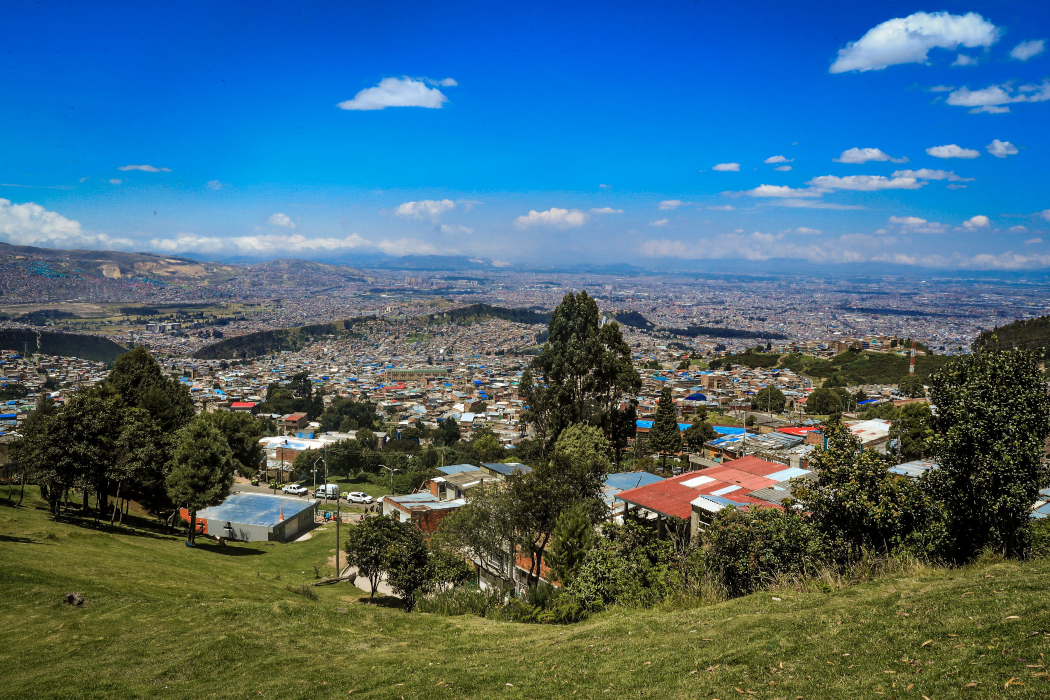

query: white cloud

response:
[929,85,955,92]
[986,139,1018,158]
[775,165,793,171]
[830,12,999,73]
[659,200,691,210]
[777,200,865,210]
[952,54,977,66]
[426,78,458,87]
[889,216,927,225]
[707,205,735,211]
[439,224,473,235]
[337,77,451,111]
[712,163,740,172]
[589,207,623,214]
[1026,237,1043,245]
[1011,39,1046,61]
[946,80,1050,113]
[206,180,226,190]
[0,198,136,249]
[108,178,122,185]
[268,213,296,229]
[1041,209,1050,223]
[149,232,442,257]
[892,168,972,182]
[78,177,89,183]
[795,227,822,234]
[395,199,456,220]
[514,208,587,229]
[745,184,824,198]
[926,144,980,159]
[888,215,948,233]
[1008,225,1027,233]
[649,219,669,227]
[118,164,171,172]
[599,183,612,190]
[764,155,792,164]
[806,175,925,191]
[963,215,990,229]
[834,147,908,164]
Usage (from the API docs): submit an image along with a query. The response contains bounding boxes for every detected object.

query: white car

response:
[343,491,374,504]
[282,484,308,496]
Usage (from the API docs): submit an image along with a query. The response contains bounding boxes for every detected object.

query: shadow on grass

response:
[192,542,266,556]
[357,595,404,609]
[0,534,40,544]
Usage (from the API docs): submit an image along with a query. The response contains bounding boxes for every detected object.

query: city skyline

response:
[2,1,1049,269]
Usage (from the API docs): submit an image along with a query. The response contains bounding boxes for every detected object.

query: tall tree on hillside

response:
[166,417,235,545]
[107,347,195,433]
[522,291,641,452]
[926,349,1050,558]
[110,407,164,526]
[751,386,786,413]
[648,386,682,471]
[682,422,717,451]
[544,503,594,585]
[199,411,265,477]
[343,515,404,599]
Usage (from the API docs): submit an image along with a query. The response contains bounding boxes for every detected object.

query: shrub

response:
[416,587,502,617]
[567,520,677,611]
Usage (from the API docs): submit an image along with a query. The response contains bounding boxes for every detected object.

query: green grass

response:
[3,489,1050,698]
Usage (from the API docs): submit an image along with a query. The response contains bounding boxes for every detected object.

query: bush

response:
[493,598,539,623]
[416,587,502,617]
[704,506,825,598]
[567,520,677,611]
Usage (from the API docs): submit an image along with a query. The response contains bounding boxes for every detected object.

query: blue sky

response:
[1,1,1049,269]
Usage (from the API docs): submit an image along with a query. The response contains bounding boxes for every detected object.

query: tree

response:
[199,411,265,477]
[384,524,435,611]
[166,417,235,545]
[926,349,1050,558]
[792,422,943,563]
[897,375,926,398]
[891,402,934,462]
[473,433,502,462]
[603,399,637,468]
[435,419,461,447]
[682,422,717,451]
[806,387,845,415]
[647,387,681,470]
[544,503,594,584]
[523,291,641,452]
[356,427,378,450]
[751,386,786,413]
[110,407,164,526]
[343,515,404,599]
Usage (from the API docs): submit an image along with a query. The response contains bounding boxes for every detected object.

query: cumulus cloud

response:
[946,81,1050,113]
[777,200,865,210]
[795,227,822,234]
[963,215,990,229]
[439,224,473,235]
[806,175,925,191]
[1011,39,1046,61]
[1041,210,1050,222]
[589,207,623,214]
[764,155,793,164]
[395,199,456,220]
[775,165,793,171]
[834,147,908,164]
[986,139,1018,158]
[148,232,440,257]
[1008,225,1027,233]
[0,198,135,249]
[598,183,612,190]
[108,178,122,185]
[830,12,999,73]
[268,213,296,229]
[888,215,948,233]
[889,216,926,225]
[712,163,740,172]
[952,54,978,67]
[892,168,972,182]
[1026,237,1044,245]
[206,180,226,190]
[426,78,458,87]
[658,200,691,210]
[337,77,452,111]
[929,85,955,92]
[745,184,824,198]
[514,208,587,229]
[707,205,735,211]
[926,144,980,159]
[649,219,669,227]
[118,164,171,172]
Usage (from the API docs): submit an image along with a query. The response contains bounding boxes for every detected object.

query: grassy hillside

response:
[3,489,1050,699]
[781,350,950,384]
[0,328,127,364]
[192,316,377,359]
[973,315,1050,353]
[423,303,551,326]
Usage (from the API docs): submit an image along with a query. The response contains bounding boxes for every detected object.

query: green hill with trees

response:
[424,303,551,326]
[973,315,1050,353]
[0,328,127,364]
[191,316,377,359]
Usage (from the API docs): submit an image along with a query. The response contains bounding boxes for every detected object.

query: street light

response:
[380,464,398,494]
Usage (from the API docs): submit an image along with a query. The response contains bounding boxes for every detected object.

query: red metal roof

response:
[231,402,256,408]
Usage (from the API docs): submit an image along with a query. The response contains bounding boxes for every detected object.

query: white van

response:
[313,483,340,499]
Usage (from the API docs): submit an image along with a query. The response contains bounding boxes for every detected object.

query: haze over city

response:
[1,1,1048,269]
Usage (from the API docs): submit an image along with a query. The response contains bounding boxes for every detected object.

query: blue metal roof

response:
[196,492,315,527]
[437,464,481,475]
[480,462,532,476]
[604,471,664,491]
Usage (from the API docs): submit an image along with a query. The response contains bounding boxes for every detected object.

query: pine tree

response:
[648,386,682,472]
[544,503,594,584]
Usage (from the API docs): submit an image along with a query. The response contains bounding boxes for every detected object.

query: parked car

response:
[282,484,308,496]
[313,483,340,499]
[343,491,374,504]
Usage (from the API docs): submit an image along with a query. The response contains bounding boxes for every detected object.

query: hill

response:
[973,315,1050,353]
[3,490,1050,698]
[663,325,789,340]
[191,316,377,359]
[780,350,950,385]
[0,328,127,363]
[423,303,551,326]
[605,310,654,330]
